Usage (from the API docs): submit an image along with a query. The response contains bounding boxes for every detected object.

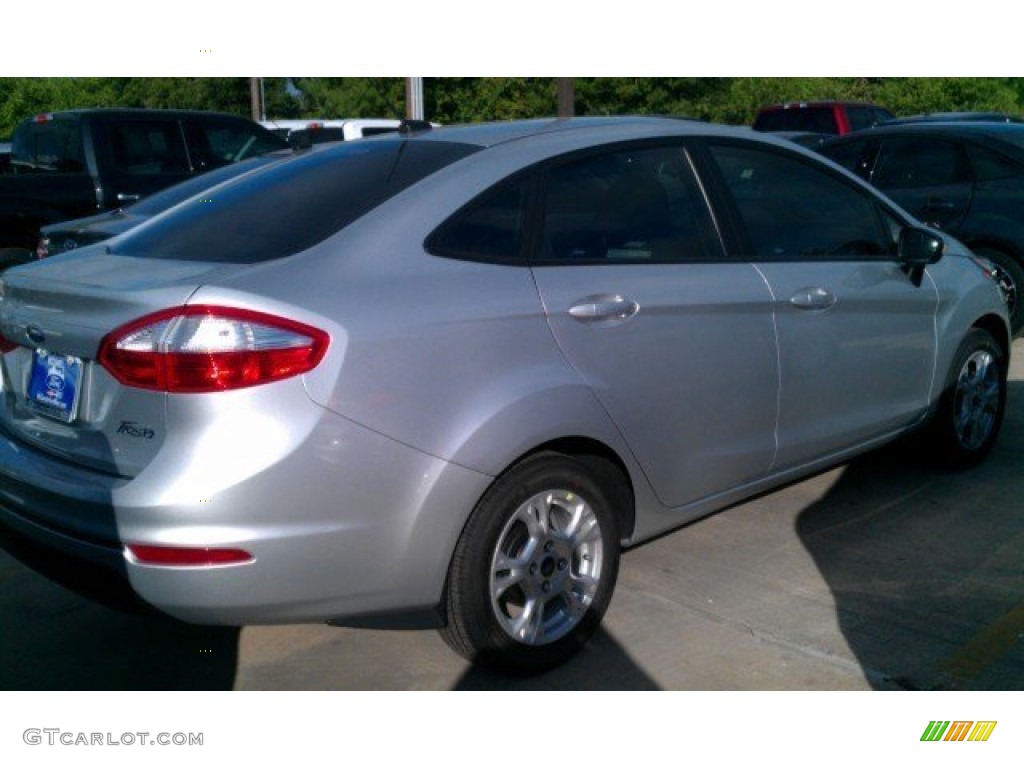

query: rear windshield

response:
[754,108,839,134]
[113,139,480,263]
[129,153,287,215]
[10,118,86,173]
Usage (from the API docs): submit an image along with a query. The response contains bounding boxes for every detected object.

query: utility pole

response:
[406,78,425,120]
[249,78,261,122]
[556,78,575,118]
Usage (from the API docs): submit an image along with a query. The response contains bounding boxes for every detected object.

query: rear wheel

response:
[973,247,1024,336]
[440,452,621,675]
[930,327,1006,468]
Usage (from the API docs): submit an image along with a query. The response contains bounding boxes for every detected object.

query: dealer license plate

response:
[26,349,83,423]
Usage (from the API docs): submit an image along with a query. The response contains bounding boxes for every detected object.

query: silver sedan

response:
[0,117,1010,673]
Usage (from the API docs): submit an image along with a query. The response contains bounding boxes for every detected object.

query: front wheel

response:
[440,452,622,675]
[930,327,1007,468]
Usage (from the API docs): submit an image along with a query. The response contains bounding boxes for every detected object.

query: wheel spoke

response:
[570,514,601,548]
[511,597,546,644]
[518,496,550,539]
[492,552,528,600]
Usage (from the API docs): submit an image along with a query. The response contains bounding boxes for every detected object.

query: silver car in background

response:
[0,117,1010,673]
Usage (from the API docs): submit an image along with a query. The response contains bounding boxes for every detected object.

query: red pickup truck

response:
[753,101,894,135]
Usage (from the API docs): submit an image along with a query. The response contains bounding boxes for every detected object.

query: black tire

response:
[930,327,1007,469]
[973,247,1024,337]
[440,452,622,675]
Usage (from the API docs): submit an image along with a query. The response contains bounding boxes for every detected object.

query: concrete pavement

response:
[2,341,1022,690]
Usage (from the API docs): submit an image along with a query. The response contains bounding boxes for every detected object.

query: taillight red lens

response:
[99,306,328,393]
[126,544,253,566]
[0,335,16,353]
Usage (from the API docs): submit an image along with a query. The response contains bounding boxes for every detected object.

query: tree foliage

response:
[4,77,1024,139]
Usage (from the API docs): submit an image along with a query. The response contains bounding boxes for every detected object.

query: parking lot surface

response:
[2,341,1022,691]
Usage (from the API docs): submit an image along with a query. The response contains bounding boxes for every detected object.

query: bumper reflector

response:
[126,544,254,567]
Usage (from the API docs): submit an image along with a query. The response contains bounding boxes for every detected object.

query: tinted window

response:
[114,139,479,263]
[966,143,1024,182]
[10,119,86,173]
[186,119,286,170]
[109,120,190,175]
[129,154,284,215]
[427,175,530,264]
[820,140,869,176]
[847,107,876,132]
[536,145,720,263]
[871,137,970,189]
[709,144,891,260]
[755,108,838,134]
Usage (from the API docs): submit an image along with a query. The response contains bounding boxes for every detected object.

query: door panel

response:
[534,264,778,507]
[529,143,779,508]
[702,141,938,469]
[756,260,937,468]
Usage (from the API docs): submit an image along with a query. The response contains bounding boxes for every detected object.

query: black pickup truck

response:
[0,109,287,268]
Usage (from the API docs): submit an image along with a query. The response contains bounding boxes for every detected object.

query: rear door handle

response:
[568,294,640,323]
[790,287,837,311]
[117,193,141,203]
[924,197,956,211]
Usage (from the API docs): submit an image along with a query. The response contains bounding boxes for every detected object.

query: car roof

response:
[409,116,741,149]
[758,101,881,111]
[836,121,1024,140]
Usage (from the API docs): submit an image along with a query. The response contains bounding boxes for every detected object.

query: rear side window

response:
[709,143,891,260]
[535,144,721,264]
[966,143,1024,182]
[114,139,479,263]
[10,119,86,173]
[754,108,838,134]
[109,120,190,175]
[427,175,531,264]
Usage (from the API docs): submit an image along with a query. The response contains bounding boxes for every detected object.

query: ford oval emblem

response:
[26,325,46,344]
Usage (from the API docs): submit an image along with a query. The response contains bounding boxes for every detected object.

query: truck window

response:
[10,119,86,173]
[109,121,190,175]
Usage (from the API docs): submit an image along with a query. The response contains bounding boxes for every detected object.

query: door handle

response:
[568,294,640,323]
[117,193,141,203]
[790,287,837,311]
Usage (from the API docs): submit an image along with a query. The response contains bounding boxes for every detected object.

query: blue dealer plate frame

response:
[26,349,83,423]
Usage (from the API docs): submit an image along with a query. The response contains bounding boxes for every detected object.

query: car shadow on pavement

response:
[0,528,239,690]
[452,627,660,690]
[795,381,1024,690]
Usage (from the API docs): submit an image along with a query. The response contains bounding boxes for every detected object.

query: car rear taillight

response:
[0,336,17,354]
[126,544,253,567]
[99,306,328,393]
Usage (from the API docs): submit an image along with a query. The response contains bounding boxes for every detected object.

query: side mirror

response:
[899,227,944,267]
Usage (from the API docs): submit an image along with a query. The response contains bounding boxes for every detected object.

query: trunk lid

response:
[0,250,239,477]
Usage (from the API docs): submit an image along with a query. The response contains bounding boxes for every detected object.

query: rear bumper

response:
[0,396,493,626]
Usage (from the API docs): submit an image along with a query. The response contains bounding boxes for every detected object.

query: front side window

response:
[871,137,970,189]
[187,120,286,169]
[536,144,720,264]
[708,143,891,260]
